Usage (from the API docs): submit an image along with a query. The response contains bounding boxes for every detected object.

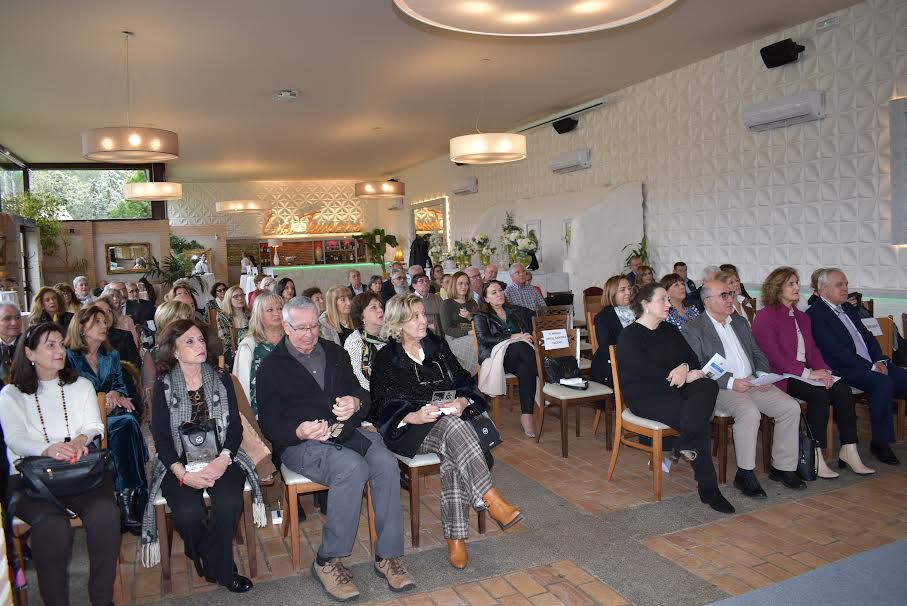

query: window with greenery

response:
[27,168,151,220]
[0,162,25,203]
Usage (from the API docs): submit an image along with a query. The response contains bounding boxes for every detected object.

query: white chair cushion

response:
[393,453,441,467]
[281,464,320,486]
[505,373,517,380]
[851,386,864,395]
[153,479,253,506]
[713,411,733,418]
[578,358,591,370]
[622,408,672,431]
[542,381,613,400]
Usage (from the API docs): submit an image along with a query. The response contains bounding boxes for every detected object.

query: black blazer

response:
[806,300,885,381]
[380,280,396,304]
[256,337,370,456]
[590,307,627,387]
[126,299,156,327]
[473,305,535,362]
[370,333,487,458]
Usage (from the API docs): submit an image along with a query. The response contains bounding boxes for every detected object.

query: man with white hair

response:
[407,264,423,285]
[382,268,408,303]
[73,275,96,305]
[504,263,545,312]
[484,263,498,283]
[0,302,22,381]
[691,265,720,311]
[465,267,483,304]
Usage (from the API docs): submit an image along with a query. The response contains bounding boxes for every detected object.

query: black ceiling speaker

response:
[552,117,578,134]
[760,38,805,68]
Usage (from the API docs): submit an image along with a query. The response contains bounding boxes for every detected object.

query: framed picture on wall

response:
[525,220,541,265]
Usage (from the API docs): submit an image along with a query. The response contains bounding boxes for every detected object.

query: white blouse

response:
[0,377,103,472]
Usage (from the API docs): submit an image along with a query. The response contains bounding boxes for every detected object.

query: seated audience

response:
[257,296,414,599]
[233,292,284,418]
[54,282,81,314]
[29,286,73,330]
[124,281,157,334]
[474,280,537,437]
[635,265,655,287]
[673,261,697,306]
[344,291,386,394]
[0,322,120,606]
[504,263,545,312]
[719,264,752,299]
[207,282,228,311]
[466,267,483,303]
[412,273,444,335]
[806,267,906,466]
[662,273,700,331]
[484,263,498,283]
[626,255,642,286]
[683,280,805,496]
[97,293,141,353]
[302,286,326,314]
[716,269,755,324]
[0,302,22,382]
[372,294,523,569]
[431,264,446,291]
[93,296,143,379]
[407,264,424,285]
[439,274,452,300]
[616,282,733,513]
[348,269,366,295]
[590,275,634,388]
[751,267,871,476]
[144,319,262,594]
[65,305,150,534]
[248,275,276,308]
[806,267,825,307]
[217,285,250,372]
[273,277,296,303]
[319,285,355,345]
[73,275,97,305]
[692,265,720,311]
[440,271,479,375]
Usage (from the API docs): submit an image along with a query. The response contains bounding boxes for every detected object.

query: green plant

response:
[3,192,65,256]
[357,228,398,273]
[144,254,204,292]
[169,234,205,253]
[622,235,649,267]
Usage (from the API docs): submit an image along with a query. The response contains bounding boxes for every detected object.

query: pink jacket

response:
[751,304,830,392]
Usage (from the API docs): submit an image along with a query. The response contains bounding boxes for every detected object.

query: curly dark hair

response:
[274,278,296,300]
[630,282,663,318]
[155,319,208,374]
[209,282,228,299]
[10,322,79,394]
[349,291,382,331]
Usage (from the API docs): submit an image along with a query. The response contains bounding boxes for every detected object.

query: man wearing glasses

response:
[256,296,414,599]
[683,281,804,497]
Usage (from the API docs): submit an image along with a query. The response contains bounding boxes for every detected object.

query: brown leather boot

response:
[447,539,468,569]
[482,487,523,530]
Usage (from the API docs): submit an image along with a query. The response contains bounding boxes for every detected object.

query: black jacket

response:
[256,337,370,456]
[126,299,156,327]
[370,333,487,457]
[473,306,535,362]
[409,236,429,269]
[590,307,627,387]
[380,279,396,304]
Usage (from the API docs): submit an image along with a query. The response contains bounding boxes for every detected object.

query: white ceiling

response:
[0,0,859,183]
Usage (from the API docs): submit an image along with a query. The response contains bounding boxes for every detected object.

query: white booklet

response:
[701,353,728,380]
[750,373,785,386]
[783,373,841,387]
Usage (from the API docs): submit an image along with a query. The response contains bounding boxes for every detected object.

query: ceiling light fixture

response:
[123,181,183,201]
[215,199,272,213]
[354,179,406,199]
[82,31,179,162]
[393,0,677,36]
[449,59,526,165]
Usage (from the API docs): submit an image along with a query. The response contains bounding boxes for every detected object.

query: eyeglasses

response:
[414,360,445,385]
[705,291,735,301]
[287,322,320,334]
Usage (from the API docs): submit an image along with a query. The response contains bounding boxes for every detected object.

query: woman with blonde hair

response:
[217,285,250,371]
[371,294,523,569]
[248,275,276,308]
[319,284,354,345]
[29,286,73,330]
[233,292,284,417]
[54,282,82,313]
[439,271,479,375]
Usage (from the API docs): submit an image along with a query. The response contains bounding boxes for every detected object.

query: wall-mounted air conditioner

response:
[549,149,592,174]
[387,199,404,211]
[450,177,478,195]
[743,90,826,131]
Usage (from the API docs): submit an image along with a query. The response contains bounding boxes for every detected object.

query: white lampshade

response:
[82,127,179,162]
[215,199,272,213]
[449,133,526,164]
[354,180,405,199]
[123,181,182,201]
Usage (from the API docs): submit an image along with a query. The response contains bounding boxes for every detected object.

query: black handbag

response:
[469,412,502,451]
[796,414,818,482]
[14,449,113,519]
[543,356,587,390]
[179,419,222,471]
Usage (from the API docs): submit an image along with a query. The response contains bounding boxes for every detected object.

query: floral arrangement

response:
[500,211,537,263]
[428,232,444,261]
[452,239,476,257]
[472,233,497,261]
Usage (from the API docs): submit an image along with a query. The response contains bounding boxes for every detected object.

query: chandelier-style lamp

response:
[354,179,406,199]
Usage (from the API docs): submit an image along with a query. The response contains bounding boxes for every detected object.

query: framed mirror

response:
[106,242,151,274]
[183,248,213,274]
[409,196,449,255]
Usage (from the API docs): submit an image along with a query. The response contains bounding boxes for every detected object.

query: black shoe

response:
[223,575,254,593]
[192,557,205,579]
[733,469,767,499]
[870,441,900,465]
[768,466,806,490]
[117,490,143,535]
[671,446,698,462]
[698,488,736,514]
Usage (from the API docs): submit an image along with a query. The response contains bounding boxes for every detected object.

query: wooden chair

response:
[280,464,377,568]
[872,316,906,441]
[534,314,592,378]
[710,412,775,484]
[605,346,679,501]
[207,307,218,331]
[394,454,485,548]
[471,321,518,430]
[12,394,124,605]
[533,327,613,457]
[863,298,874,317]
[584,310,613,449]
[583,295,603,323]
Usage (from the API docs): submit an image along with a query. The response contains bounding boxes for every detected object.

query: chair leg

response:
[409,467,421,548]
[288,488,301,569]
[12,534,27,606]
[825,413,834,461]
[652,431,664,501]
[575,403,581,438]
[717,417,729,485]
[112,555,124,604]
[365,484,377,557]
[477,509,486,535]
[560,401,569,458]
[605,398,614,451]
[155,504,172,594]
[535,399,546,444]
[592,408,602,436]
[606,417,622,480]
[243,489,257,579]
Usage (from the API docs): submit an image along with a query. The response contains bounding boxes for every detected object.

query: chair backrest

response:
[532,322,580,362]
[584,295,603,319]
[539,304,574,329]
[863,298,874,316]
[208,307,218,330]
[217,354,225,369]
[533,314,569,332]
[876,316,896,358]
[97,393,108,449]
[608,346,625,419]
[583,286,603,297]
[586,311,599,354]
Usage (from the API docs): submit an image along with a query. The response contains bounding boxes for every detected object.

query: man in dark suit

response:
[347,269,366,296]
[380,262,404,302]
[807,268,907,464]
[124,281,156,324]
[381,268,407,304]
[0,302,22,382]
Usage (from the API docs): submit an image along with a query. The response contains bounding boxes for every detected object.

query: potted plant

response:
[428,232,444,265]
[144,254,205,294]
[472,234,497,266]
[3,191,65,257]
[357,228,398,275]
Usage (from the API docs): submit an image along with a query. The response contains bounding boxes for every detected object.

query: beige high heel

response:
[838,443,875,475]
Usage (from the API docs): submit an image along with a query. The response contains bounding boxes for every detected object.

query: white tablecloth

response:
[270,264,383,294]
[240,275,257,295]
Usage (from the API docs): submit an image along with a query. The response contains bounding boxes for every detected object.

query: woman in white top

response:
[343,291,387,393]
[233,292,284,418]
[0,322,121,606]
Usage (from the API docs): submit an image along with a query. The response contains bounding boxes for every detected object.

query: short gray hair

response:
[73,275,88,287]
[816,267,844,290]
[509,263,526,276]
[0,302,21,315]
[282,295,319,323]
[701,265,720,280]
[699,282,715,300]
[466,266,480,277]
[390,268,406,279]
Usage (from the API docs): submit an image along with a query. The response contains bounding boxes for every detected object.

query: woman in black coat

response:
[371,294,523,570]
[473,280,537,436]
[590,275,635,387]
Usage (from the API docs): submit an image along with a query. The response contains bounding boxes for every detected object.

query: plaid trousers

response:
[417,415,493,540]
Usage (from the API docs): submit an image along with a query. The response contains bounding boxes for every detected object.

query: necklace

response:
[34,381,71,444]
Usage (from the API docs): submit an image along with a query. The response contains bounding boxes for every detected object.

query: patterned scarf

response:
[360,331,386,382]
[249,341,277,416]
[140,362,266,567]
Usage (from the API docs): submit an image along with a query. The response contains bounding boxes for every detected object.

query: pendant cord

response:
[123,31,132,127]
[474,58,491,134]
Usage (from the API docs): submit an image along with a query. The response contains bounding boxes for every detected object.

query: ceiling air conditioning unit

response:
[743,90,826,131]
[549,148,591,174]
[387,199,404,211]
[451,177,478,195]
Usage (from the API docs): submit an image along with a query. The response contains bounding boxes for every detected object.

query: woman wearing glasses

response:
[217,286,250,372]
[371,294,523,570]
[207,282,228,312]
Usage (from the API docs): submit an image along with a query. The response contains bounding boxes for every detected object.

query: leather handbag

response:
[469,412,501,452]
[796,414,818,482]
[543,356,587,390]
[179,419,222,471]
[14,449,113,519]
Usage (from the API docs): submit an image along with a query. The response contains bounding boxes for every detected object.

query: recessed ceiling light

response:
[274,89,299,102]
[500,12,537,24]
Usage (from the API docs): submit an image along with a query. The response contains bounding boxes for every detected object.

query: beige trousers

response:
[716,384,800,472]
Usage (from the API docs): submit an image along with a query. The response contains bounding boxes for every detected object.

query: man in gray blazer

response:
[683,281,804,497]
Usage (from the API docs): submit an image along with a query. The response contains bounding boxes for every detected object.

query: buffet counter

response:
[267,263,384,293]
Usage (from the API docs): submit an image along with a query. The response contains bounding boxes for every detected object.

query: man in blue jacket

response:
[807,268,907,465]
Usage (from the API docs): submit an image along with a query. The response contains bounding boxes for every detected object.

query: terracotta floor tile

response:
[528,592,566,606]
[455,582,498,606]
[482,577,518,598]
[506,571,547,598]
[576,580,632,606]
